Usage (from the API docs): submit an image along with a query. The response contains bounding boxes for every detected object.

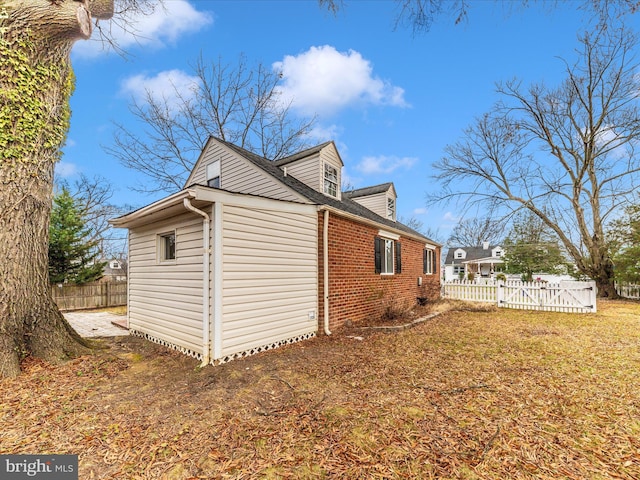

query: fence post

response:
[589,281,597,313]
[496,280,504,308]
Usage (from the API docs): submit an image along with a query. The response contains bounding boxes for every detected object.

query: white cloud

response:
[307,124,342,143]
[443,211,460,222]
[355,155,417,175]
[73,0,213,59]
[273,45,408,116]
[55,161,78,178]
[121,69,200,108]
[413,207,428,215]
[592,125,635,160]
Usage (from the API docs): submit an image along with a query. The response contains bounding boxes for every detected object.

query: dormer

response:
[274,141,344,200]
[492,246,504,258]
[344,183,397,221]
[454,248,467,260]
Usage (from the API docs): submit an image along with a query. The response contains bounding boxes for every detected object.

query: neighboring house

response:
[101,258,127,282]
[111,137,441,366]
[444,242,505,281]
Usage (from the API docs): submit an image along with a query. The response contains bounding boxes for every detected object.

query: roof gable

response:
[177,137,439,246]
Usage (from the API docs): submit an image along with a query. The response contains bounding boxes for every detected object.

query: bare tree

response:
[447,217,505,247]
[430,26,640,297]
[321,0,640,35]
[106,55,317,194]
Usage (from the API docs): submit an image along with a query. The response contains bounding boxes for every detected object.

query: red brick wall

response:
[318,212,441,332]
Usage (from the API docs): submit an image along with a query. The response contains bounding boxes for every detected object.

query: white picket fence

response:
[616,283,640,300]
[442,280,597,313]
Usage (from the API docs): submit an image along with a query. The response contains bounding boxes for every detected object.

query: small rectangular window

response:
[324,164,338,197]
[159,232,176,262]
[206,161,221,188]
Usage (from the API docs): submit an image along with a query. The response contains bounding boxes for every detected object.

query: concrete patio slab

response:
[64,311,129,338]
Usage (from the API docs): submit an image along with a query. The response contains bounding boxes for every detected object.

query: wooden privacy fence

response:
[51,281,127,311]
[442,280,597,313]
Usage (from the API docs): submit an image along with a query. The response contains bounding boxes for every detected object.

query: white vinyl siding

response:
[282,154,320,190]
[220,204,317,356]
[128,213,206,356]
[223,157,300,201]
[187,140,302,202]
[352,190,397,221]
[352,191,387,218]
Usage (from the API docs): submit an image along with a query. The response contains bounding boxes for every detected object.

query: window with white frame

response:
[423,248,435,275]
[387,197,396,220]
[453,265,465,275]
[374,236,401,275]
[323,163,338,197]
[206,160,220,188]
[158,232,176,262]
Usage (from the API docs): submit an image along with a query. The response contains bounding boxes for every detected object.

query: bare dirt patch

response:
[2,300,639,479]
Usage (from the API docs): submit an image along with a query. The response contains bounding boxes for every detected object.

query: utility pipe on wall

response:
[322,208,331,335]
[183,198,211,366]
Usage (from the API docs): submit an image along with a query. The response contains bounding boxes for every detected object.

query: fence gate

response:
[442,280,597,313]
[496,281,597,313]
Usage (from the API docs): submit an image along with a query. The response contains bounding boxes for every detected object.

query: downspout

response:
[183,198,211,366]
[322,208,331,335]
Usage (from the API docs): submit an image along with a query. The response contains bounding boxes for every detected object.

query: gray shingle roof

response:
[215,138,439,245]
[444,245,502,264]
[273,141,334,167]
[343,183,393,199]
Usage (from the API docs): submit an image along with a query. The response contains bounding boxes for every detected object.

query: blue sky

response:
[62,0,625,242]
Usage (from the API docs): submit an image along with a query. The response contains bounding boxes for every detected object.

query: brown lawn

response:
[1,300,639,479]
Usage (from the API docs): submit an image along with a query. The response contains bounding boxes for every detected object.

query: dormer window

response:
[387,197,396,220]
[206,160,220,188]
[109,260,121,269]
[323,163,338,197]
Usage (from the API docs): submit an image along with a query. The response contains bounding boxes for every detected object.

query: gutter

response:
[109,189,194,228]
[319,204,440,247]
[320,207,331,335]
[183,198,211,366]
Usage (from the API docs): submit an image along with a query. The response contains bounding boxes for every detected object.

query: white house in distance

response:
[443,242,505,281]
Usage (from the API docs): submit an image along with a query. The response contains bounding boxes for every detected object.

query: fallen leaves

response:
[1,300,639,478]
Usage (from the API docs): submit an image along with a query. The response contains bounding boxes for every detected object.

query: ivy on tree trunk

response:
[0,0,114,377]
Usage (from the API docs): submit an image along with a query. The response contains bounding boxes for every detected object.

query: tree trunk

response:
[0,0,113,377]
[592,256,619,299]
